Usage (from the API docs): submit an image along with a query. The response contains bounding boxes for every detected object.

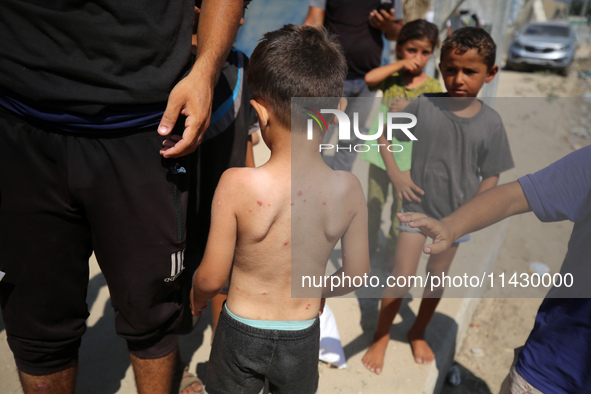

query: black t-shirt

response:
[323,0,384,80]
[0,1,193,115]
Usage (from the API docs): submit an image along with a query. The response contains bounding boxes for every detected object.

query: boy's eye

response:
[422,51,431,56]
[407,48,417,53]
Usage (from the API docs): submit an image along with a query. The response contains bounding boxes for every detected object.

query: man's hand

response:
[388,170,424,202]
[158,70,214,158]
[369,8,403,40]
[368,8,395,31]
[158,0,243,158]
[397,212,455,254]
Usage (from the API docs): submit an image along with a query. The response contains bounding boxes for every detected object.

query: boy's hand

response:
[158,71,214,158]
[189,287,208,317]
[397,212,454,254]
[399,58,423,74]
[388,170,424,203]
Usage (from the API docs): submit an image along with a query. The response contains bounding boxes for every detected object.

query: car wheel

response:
[558,65,571,77]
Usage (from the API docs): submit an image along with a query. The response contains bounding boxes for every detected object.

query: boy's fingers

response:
[397,212,427,223]
[405,189,422,203]
[424,241,448,255]
[412,184,425,195]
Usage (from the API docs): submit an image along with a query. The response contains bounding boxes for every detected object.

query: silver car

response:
[507,21,576,75]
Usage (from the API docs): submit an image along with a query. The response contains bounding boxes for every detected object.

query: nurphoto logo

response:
[303,107,418,153]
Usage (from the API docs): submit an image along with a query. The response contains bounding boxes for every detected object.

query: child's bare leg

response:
[408,244,458,364]
[362,231,426,374]
[362,297,403,374]
[210,293,227,343]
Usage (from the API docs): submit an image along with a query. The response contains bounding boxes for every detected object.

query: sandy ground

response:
[1,47,590,394]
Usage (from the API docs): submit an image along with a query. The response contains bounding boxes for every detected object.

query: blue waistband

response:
[224,304,316,331]
[0,88,164,133]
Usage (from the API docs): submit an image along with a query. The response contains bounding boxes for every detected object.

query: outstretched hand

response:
[397,212,455,254]
[158,70,214,158]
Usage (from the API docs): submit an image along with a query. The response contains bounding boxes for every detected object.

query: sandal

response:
[178,366,204,394]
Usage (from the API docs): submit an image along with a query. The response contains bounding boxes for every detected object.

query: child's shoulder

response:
[329,170,365,202]
[216,167,259,195]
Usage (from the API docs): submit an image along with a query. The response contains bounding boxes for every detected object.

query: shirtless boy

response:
[191,24,370,394]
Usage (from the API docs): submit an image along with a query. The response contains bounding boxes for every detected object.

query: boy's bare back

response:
[211,150,367,322]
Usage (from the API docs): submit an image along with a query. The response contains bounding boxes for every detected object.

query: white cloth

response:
[318,304,347,369]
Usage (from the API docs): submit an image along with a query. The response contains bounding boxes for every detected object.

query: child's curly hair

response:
[441,27,496,70]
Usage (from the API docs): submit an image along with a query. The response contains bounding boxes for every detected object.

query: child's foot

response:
[407,331,435,365]
[361,335,389,374]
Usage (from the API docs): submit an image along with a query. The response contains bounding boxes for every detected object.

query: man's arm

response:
[399,181,531,255]
[191,170,239,315]
[303,6,325,26]
[158,0,243,158]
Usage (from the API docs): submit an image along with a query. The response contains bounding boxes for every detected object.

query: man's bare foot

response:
[407,331,435,365]
[362,335,389,374]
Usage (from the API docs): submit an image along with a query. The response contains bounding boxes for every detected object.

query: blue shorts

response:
[205,304,320,394]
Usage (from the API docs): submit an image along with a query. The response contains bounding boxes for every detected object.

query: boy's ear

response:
[337,97,348,112]
[485,65,499,83]
[250,99,269,128]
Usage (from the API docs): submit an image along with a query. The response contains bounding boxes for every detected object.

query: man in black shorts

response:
[0,1,242,393]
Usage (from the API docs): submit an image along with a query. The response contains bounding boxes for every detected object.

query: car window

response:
[524,24,570,37]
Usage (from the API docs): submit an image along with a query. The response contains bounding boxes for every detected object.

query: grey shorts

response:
[205,305,320,394]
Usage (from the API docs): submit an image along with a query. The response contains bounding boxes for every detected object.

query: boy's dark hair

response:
[247,24,346,129]
[396,19,439,53]
[441,27,496,70]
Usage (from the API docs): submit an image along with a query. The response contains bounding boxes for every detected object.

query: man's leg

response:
[0,113,91,393]
[18,367,77,394]
[71,130,200,393]
[130,346,203,394]
[407,244,459,364]
[130,348,177,394]
[362,231,426,374]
